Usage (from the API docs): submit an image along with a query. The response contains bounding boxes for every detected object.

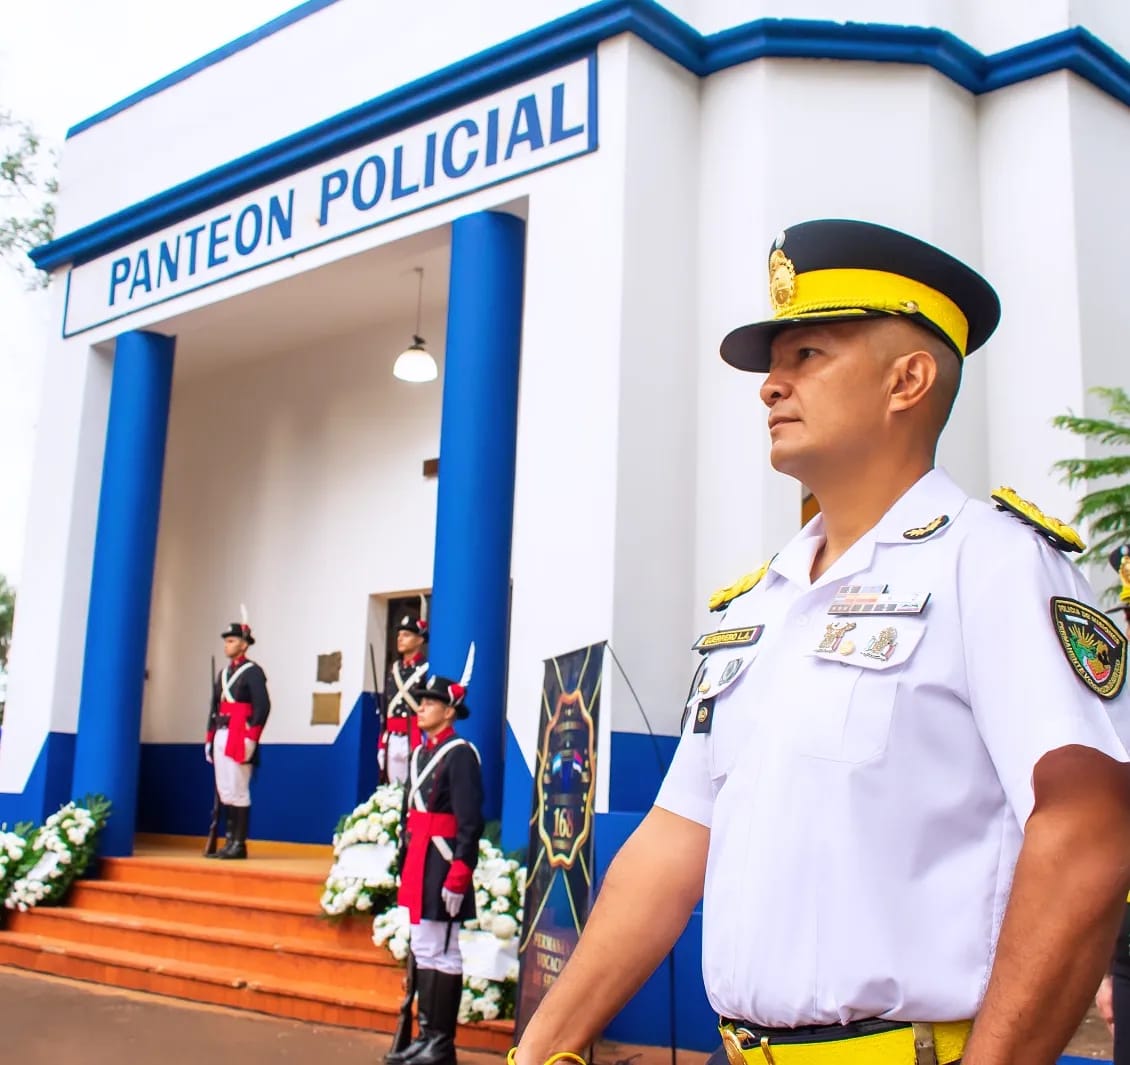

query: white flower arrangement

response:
[368,836,526,1024]
[0,824,32,909]
[3,795,111,915]
[320,784,403,918]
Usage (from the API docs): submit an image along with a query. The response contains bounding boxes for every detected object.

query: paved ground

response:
[0,969,1115,1064]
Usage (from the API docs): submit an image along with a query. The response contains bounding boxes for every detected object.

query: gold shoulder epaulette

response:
[708,559,772,613]
[990,486,1085,553]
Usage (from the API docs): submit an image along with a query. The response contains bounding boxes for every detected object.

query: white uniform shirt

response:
[656,468,1130,1027]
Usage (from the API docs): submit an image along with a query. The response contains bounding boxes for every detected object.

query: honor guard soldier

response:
[204,611,270,860]
[514,220,1130,1065]
[389,648,484,1065]
[381,612,430,785]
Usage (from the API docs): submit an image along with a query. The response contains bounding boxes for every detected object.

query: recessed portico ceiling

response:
[160,223,452,377]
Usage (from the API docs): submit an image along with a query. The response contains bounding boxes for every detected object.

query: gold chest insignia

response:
[816,620,856,653]
[768,249,796,311]
[991,487,1085,553]
[862,626,899,661]
[709,559,772,613]
[903,514,950,541]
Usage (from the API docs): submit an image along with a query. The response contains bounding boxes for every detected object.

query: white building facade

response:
[3,0,1130,1045]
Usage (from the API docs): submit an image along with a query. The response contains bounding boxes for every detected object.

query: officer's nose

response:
[760,369,790,408]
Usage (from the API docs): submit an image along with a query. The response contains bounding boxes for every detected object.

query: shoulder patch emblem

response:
[991,487,1085,553]
[903,514,949,541]
[708,559,772,613]
[1050,596,1127,700]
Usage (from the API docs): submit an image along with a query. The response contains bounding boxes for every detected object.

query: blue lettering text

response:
[235,204,263,256]
[442,119,479,179]
[318,170,348,226]
[392,146,419,199]
[129,249,152,299]
[505,95,544,160]
[423,132,437,189]
[208,215,232,268]
[485,108,500,166]
[351,156,386,211]
[109,257,130,305]
[157,237,180,286]
[550,83,584,142]
[185,225,206,275]
[268,191,294,244]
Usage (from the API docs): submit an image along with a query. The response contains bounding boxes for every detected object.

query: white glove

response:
[378,748,386,771]
[243,739,257,763]
[204,742,213,764]
[441,887,464,918]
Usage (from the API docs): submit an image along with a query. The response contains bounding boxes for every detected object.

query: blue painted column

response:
[72,330,176,856]
[430,211,525,821]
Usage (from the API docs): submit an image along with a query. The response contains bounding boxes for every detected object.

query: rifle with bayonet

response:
[203,655,223,856]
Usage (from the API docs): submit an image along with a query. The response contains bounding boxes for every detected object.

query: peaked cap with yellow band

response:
[720,219,1001,372]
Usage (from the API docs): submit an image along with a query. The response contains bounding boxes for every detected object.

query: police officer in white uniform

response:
[513,220,1130,1065]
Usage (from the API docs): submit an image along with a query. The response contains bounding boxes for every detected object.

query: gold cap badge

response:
[768,249,796,311]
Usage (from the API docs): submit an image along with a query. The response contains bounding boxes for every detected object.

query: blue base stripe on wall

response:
[137,691,379,844]
[0,731,76,829]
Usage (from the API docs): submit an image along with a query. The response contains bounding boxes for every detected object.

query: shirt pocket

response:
[788,618,927,764]
[688,647,760,785]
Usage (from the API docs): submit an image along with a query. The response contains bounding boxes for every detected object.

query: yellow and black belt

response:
[719,1016,972,1065]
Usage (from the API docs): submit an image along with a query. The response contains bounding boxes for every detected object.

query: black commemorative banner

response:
[514,642,604,1037]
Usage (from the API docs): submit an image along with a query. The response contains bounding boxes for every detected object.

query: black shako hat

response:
[411,674,470,719]
[396,613,429,641]
[220,622,254,646]
[720,219,1002,373]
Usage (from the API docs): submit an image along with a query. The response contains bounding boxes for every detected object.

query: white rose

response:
[491,897,508,914]
[478,912,495,933]
[480,1001,500,1021]
[475,890,489,910]
[489,876,511,898]
[491,914,517,941]
[356,895,372,911]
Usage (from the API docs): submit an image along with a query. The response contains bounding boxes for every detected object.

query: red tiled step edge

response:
[0,935,513,1051]
[5,907,400,992]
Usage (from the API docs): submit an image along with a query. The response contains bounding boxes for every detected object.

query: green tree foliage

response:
[1052,386,1130,597]
[0,110,57,287]
[0,573,13,672]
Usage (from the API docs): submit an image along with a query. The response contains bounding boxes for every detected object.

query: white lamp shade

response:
[392,343,438,383]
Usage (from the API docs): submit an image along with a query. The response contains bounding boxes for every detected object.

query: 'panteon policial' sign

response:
[63,57,597,336]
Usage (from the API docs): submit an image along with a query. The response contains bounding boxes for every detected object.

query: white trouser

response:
[214,728,252,807]
[385,732,410,785]
[412,918,463,975]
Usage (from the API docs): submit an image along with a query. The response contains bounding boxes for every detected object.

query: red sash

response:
[220,701,252,762]
[397,810,457,923]
[384,714,422,749]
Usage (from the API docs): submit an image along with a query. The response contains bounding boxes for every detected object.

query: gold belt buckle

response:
[720,1027,776,1065]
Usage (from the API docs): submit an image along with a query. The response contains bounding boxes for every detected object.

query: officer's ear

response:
[887,348,937,415]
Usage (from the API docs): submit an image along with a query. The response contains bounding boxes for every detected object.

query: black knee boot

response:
[217,806,248,859]
[410,971,462,1065]
[386,966,434,1064]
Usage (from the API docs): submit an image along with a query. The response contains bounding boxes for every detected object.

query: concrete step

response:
[68,880,374,949]
[98,856,322,905]
[5,907,399,992]
[0,934,512,1050]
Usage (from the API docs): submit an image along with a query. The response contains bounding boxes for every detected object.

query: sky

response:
[0,0,302,582]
